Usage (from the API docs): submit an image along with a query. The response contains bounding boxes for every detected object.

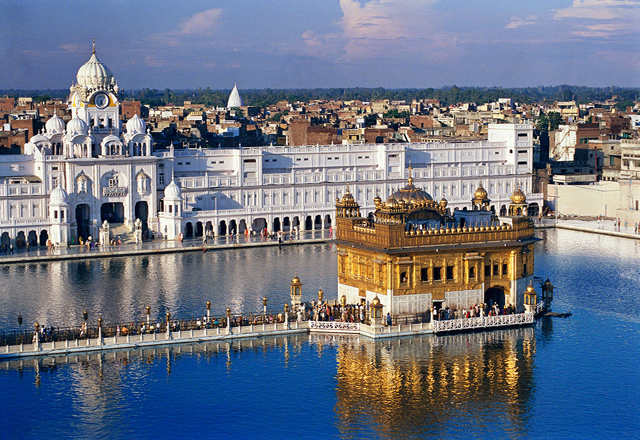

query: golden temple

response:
[335,171,538,316]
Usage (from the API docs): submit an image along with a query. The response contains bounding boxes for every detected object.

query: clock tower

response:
[68,40,121,150]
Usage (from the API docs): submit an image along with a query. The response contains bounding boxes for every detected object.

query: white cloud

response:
[300,0,457,63]
[553,0,640,37]
[505,15,538,29]
[178,8,223,36]
[554,0,639,19]
[59,43,86,54]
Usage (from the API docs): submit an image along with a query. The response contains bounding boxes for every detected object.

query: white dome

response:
[45,114,65,135]
[227,83,244,108]
[101,134,121,145]
[164,179,182,200]
[29,133,49,144]
[50,185,69,205]
[66,116,89,136]
[76,47,117,91]
[126,114,146,134]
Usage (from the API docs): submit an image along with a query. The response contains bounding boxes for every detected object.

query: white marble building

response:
[0,45,542,247]
[155,123,542,239]
[0,43,154,247]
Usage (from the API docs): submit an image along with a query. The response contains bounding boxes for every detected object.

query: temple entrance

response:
[76,204,91,240]
[185,222,193,238]
[135,201,149,231]
[484,286,506,309]
[101,202,124,223]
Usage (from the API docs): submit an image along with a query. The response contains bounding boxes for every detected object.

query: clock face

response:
[94,93,109,109]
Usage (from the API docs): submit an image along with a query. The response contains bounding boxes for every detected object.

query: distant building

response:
[227,83,244,109]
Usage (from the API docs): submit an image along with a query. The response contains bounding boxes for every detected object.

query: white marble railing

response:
[309,321,361,333]
[432,312,534,333]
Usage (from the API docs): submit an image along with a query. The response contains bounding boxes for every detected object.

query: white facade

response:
[155,123,542,238]
[0,45,154,247]
[0,47,542,247]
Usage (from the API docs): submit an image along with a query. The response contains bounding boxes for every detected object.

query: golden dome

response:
[371,296,381,306]
[291,273,301,284]
[339,183,356,204]
[511,187,527,204]
[526,281,536,294]
[473,183,488,200]
[385,179,433,207]
[373,194,382,207]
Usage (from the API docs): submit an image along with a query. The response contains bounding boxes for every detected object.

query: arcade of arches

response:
[182,214,333,238]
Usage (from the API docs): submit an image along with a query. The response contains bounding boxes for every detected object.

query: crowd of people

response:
[431,303,517,321]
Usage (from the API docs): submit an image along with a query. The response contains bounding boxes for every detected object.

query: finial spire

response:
[346,182,350,193]
[92,38,96,54]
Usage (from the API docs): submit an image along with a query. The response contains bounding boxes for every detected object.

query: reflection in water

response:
[0,330,536,438]
[327,328,535,439]
[0,244,337,332]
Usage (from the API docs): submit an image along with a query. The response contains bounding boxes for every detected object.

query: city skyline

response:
[1,0,639,90]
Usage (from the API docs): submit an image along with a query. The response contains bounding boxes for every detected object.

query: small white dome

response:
[45,114,66,135]
[164,179,182,200]
[227,83,244,108]
[29,133,49,144]
[66,116,89,136]
[50,185,69,205]
[126,114,146,134]
[76,48,116,91]
[101,134,121,144]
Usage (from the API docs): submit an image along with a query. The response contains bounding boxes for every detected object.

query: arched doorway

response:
[0,232,9,247]
[76,204,91,240]
[305,216,313,230]
[239,219,247,234]
[252,218,266,233]
[185,222,193,237]
[16,231,26,247]
[28,230,38,246]
[195,221,203,237]
[485,286,506,309]
[528,203,539,216]
[273,217,281,232]
[314,215,322,230]
[324,214,331,229]
[39,230,49,246]
[229,219,237,235]
[101,202,124,223]
[500,205,507,216]
[135,201,149,231]
[292,216,300,230]
[219,220,227,236]
[283,217,291,232]
[205,221,213,232]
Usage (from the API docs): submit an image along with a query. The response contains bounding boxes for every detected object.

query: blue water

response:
[0,229,639,439]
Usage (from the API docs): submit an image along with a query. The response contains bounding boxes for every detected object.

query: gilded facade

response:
[335,172,538,315]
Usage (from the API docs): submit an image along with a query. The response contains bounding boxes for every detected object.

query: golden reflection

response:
[332,328,536,437]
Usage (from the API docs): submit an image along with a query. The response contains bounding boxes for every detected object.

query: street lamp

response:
[146,305,151,325]
[206,301,211,321]
[18,314,22,326]
[83,309,88,322]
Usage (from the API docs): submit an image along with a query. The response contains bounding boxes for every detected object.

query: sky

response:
[0,0,639,90]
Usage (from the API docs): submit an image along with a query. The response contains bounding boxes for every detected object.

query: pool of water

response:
[0,229,639,439]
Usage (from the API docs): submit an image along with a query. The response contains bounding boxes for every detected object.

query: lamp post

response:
[146,305,150,326]
[34,322,41,351]
[166,311,172,339]
[97,316,103,346]
[263,296,267,319]
[284,303,289,328]
[83,309,88,323]
[18,314,22,326]
[226,307,231,334]
[206,301,211,322]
